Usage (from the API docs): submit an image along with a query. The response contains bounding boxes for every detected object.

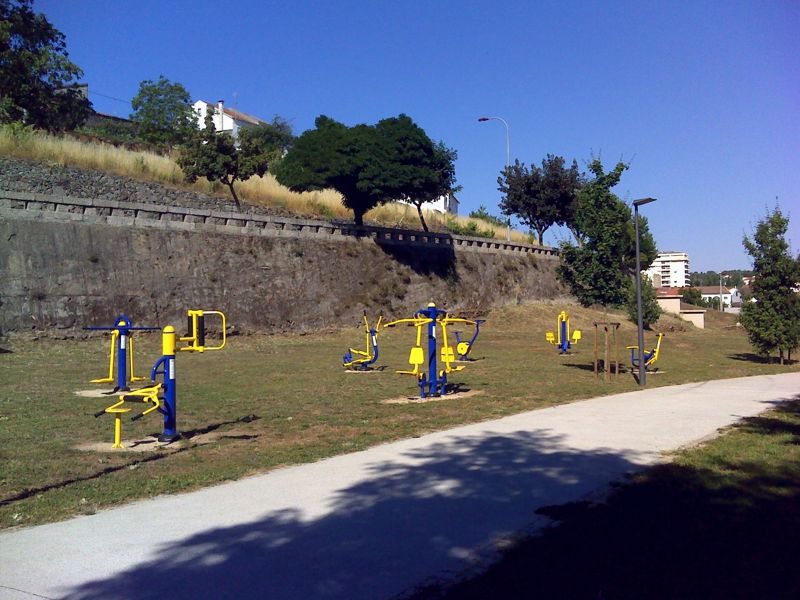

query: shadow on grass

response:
[729,353,798,366]
[0,415,262,507]
[59,430,647,600]
[410,400,800,600]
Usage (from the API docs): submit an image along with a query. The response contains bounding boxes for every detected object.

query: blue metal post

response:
[559,316,568,354]
[154,326,180,442]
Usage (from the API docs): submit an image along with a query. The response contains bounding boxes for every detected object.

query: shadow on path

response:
[62,430,645,600]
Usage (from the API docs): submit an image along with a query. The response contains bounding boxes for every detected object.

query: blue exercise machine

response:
[84,314,160,392]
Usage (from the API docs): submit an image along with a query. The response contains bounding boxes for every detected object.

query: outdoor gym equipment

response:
[453,319,486,360]
[94,309,227,448]
[342,312,383,371]
[180,309,227,352]
[627,333,664,371]
[84,315,160,392]
[384,303,480,398]
[545,311,582,354]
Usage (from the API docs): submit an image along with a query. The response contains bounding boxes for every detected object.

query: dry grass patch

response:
[0,126,535,242]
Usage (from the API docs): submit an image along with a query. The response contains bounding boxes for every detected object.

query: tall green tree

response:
[388,137,459,232]
[626,276,662,329]
[177,112,292,208]
[130,76,195,147]
[739,207,800,364]
[0,0,91,131]
[497,155,582,245]
[557,159,657,307]
[275,114,457,228]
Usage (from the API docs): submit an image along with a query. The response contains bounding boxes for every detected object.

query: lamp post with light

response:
[478,116,511,240]
[633,197,657,387]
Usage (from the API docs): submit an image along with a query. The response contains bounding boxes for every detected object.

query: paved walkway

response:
[1,373,799,600]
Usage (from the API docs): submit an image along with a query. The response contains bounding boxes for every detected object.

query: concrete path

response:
[1,373,798,600]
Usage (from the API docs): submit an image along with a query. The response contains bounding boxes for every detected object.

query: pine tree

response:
[739,207,800,364]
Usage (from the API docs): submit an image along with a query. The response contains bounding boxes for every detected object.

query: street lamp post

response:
[478,116,511,240]
[633,197,657,387]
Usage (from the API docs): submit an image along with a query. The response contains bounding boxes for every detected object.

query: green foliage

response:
[177,112,292,208]
[469,205,507,228]
[739,207,800,363]
[0,0,91,131]
[691,270,749,289]
[626,276,662,329]
[558,159,657,307]
[275,114,457,228]
[682,287,703,306]
[445,218,495,238]
[130,76,195,147]
[77,119,140,146]
[498,155,582,245]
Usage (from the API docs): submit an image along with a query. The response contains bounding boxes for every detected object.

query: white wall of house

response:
[192,100,264,139]
[699,288,732,307]
[193,100,235,135]
[396,193,459,216]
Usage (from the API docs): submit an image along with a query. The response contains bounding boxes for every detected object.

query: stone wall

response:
[0,191,564,334]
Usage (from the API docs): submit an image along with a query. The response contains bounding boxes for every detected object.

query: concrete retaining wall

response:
[0,192,564,334]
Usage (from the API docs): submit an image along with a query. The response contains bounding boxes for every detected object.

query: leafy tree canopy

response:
[739,207,800,363]
[557,159,657,307]
[690,270,749,288]
[498,155,582,246]
[0,0,91,131]
[177,112,293,208]
[681,287,703,306]
[130,75,195,147]
[275,114,457,228]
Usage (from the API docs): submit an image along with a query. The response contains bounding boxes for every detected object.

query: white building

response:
[696,285,733,308]
[192,100,266,138]
[396,193,459,216]
[644,252,690,288]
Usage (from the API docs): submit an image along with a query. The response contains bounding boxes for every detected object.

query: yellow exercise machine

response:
[343,312,383,371]
[627,333,664,370]
[84,315,160,392]
[95,309,227,448]
[180,309,227,352]
[384,303,480,397]
[546,310,582,354]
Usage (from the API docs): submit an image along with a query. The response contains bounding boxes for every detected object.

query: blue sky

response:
[38,0,799,271]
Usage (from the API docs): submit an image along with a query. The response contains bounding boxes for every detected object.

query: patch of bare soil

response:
[381,389,484,405]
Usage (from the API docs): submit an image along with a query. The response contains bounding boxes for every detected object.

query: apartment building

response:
[644,251,690,288]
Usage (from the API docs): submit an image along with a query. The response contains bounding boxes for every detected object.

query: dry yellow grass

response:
[0,125,534,242]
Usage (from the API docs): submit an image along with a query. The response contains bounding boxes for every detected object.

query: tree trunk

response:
[536,227,545,246]
[779,348,784,365]
[353,208,364,227]
[569,227,586,248]
[223,177,241,210]
[416,203,429,232]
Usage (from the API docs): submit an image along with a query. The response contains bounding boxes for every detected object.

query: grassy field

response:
[0,125,523,241]
[1,303,797,529]
[410,400,800,600]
